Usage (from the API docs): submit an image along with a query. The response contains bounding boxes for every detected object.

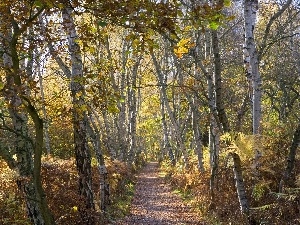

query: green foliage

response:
[106,180,135,220]
[209,21,219,30]
[224,0,231,7]
[98,21,108,28]
[252,182,270,201]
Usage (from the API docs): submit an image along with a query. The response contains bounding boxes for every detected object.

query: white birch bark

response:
[87,112,110,211]
[161,98,175,165]
[151,50,189,168]
[191,97,205,172]
[127,55,142,163]
[229,152,250,215]
[243,0,293,169]
[104,34,127,160]
[117,36,131,160]
[102,111,117,158]
[244,0,262,169]
[61,6,95,222]
[208,72,220,199]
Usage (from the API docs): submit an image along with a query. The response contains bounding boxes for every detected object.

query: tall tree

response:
[243,0,261,156]
[61,4,95,223]
[0,3,55,224]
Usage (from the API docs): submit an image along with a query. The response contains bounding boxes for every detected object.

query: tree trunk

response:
[61,5,95,223]
[1,9,55,224]
[229,152,250,216]
[37,52,51,154]
[160,85,175,165]
[102,112,117,158]
[127,55,141,164]
[279,121,300,192]
[191,97,205,172]
[87,112,110,211]
[208,69,220,200]
[244,0,262,169]
[105,34,126,160]
[117,36,131,161]
[151,50,189,168]
[211,30,230,132]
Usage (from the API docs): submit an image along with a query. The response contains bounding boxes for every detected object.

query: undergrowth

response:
[0,157,138,225]
[160,133,300,225]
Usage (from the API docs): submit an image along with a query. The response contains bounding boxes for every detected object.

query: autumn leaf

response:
[174,38,194,58]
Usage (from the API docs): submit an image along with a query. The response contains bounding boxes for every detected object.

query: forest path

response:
[112,162,206,225]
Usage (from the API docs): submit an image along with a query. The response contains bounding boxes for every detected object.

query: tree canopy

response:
[0,0,299,224]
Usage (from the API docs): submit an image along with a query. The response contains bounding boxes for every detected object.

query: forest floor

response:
[111,162,207,225]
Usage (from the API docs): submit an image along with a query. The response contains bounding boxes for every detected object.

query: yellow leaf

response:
[177,38,191,47]
[174,38,194,58]
[184,26,193,32]
[224,0,231,7]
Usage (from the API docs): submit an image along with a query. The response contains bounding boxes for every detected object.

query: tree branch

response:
[259,0,292,56]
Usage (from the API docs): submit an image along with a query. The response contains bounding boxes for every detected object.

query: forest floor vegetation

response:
[0,156,136,225]
[160,143,300,225]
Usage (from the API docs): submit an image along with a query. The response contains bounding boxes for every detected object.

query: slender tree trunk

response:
[211,30,230,132]
[229,152,250,217]
[209,115,220,201]
[24,98,56,225]
[128,55,141,164]
[105,34,126,160]
[279,121,300,192]
[244,0,262,169]
[151,50,189,168]
[160,85,175,165]
[117,36,130,161]
[102,112,117,158]
[61,5,95,223]
[87,112,110,211]
[37,53,51,154]
[207,68,220,200]
[191,97,205,172]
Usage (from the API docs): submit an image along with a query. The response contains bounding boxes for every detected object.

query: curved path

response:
[112,162,206,225]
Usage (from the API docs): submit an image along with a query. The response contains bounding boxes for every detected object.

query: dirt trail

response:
[112,162,206,225]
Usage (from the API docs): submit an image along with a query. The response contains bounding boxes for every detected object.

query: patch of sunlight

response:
[172,189,181,194]
[145,176,157,179]
[158,172,167,177]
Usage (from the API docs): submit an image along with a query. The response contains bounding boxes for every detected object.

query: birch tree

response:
[45,5,96,220]
[151,49,190,168]
[0,3,55,224]
[87,111,110,211]
[244,0,262,169]
[243,0,293,169]
[127,54,142,163]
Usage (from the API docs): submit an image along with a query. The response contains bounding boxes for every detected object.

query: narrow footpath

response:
[112,162,206,225]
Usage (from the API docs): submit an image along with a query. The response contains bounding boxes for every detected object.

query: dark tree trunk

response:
[279,122,300,192]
